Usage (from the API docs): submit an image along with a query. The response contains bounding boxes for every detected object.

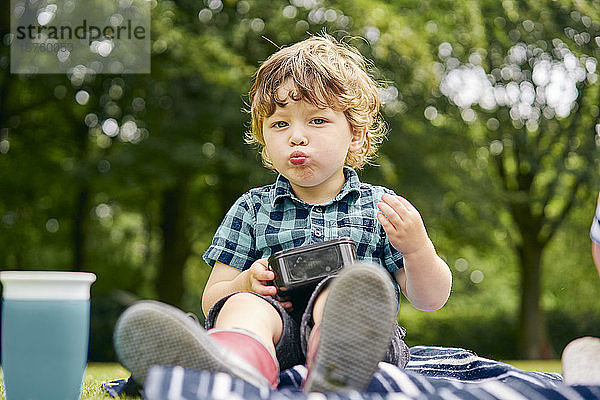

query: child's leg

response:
[213,292,283,356]
[114,293,290,388]
[310,286,329,325]
[302,264,400,393]
[206,291,304,371]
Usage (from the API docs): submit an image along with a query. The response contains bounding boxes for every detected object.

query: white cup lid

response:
[0,271,96,300]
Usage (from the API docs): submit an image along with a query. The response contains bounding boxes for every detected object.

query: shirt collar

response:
[271,166,361,207]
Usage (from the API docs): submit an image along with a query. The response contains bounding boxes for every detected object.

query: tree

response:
[434,0,599,358]
[4,0,598,360]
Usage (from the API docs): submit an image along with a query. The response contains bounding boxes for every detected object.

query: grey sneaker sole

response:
[304,263,398,393]
[113,300,269,387]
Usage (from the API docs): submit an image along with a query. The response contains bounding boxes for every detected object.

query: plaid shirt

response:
[592,194,600,244]
[203,167,404,275]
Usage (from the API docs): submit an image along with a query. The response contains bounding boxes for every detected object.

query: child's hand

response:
[377,193,430,256]
[244,259,294,311]
[245,259,277,296]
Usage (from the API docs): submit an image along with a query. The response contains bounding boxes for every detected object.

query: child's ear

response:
[349,128,366,152]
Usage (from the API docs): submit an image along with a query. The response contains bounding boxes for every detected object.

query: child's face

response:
[262,81,364,201]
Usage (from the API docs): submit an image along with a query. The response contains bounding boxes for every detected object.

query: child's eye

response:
[272,121,288,129]
[311,118,326,125]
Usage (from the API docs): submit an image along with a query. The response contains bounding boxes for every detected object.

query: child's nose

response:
[289,129,308,146]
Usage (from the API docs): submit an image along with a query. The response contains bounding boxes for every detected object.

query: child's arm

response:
[201,259,278,316]
[377,193,452,311]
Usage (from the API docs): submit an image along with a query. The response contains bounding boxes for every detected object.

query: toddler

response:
[114,33,452,393]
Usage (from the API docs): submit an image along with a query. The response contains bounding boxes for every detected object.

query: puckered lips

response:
[290,150,308,165]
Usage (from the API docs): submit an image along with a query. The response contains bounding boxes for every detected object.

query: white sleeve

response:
[591,194,600,244]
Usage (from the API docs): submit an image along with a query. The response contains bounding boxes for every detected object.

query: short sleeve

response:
[203,193,259,271]
[591,193,600,245]
[382,237,404,273]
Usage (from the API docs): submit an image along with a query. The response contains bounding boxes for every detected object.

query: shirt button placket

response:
[311,206,325,242]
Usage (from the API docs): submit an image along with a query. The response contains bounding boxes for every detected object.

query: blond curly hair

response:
[246,33,388,170]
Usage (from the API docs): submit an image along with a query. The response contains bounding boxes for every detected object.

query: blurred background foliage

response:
[0,0,599,361]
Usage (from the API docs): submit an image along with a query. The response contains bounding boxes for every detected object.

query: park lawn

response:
[81,363,139,399]
[0,360,562,399]
[504,359,562,374]
[0,363,139,400]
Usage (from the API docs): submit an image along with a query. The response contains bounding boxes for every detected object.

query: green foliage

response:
[403,305,600,360]
[1,0,599,360]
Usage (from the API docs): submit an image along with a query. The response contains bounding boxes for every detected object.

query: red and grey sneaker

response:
[303,263,398,393]
[113,300,279,388]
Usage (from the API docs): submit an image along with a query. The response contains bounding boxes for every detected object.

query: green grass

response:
[81,363,140,399]
[503,359,562,374]
[0,360,563,399]
[0,363,140,400]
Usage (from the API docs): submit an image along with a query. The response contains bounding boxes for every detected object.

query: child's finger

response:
[278,301,293,312]
[250,260,275,281]
[392,196,423,221]
[394,195,418,211]
[254,281,277,296]
[378,201,403,227]
[377,211,395,232]
[381,193,411,214]
[257,269,275,281]
[253,258,270,271]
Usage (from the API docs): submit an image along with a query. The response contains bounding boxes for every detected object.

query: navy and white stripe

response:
[103,346,600,399]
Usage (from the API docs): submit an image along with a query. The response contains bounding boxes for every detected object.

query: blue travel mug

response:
[1,271,96,400]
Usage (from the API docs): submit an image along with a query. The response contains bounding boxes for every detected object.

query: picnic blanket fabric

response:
[104,346,600,399]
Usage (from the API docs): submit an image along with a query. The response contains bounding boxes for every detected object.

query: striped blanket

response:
[104,346,600,399]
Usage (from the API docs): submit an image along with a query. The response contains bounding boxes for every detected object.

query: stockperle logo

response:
[11,0,150,74]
